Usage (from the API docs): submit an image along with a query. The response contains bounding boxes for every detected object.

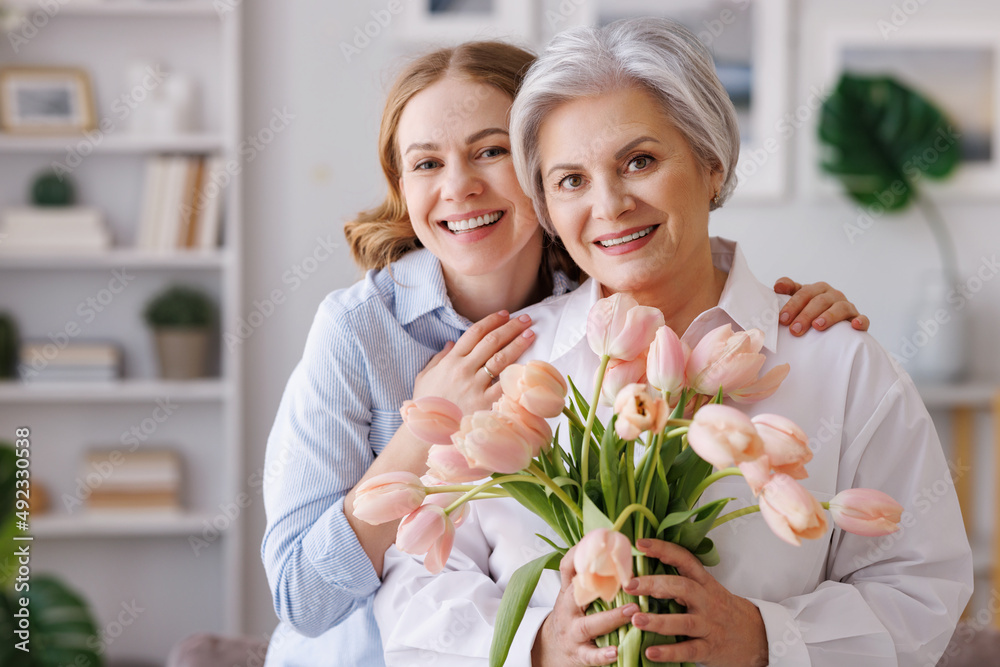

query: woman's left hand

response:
[625,539,768,667]
[774,278,870,336]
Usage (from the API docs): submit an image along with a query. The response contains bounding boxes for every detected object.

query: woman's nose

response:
[591,178,635,222]
[441,162,484,201]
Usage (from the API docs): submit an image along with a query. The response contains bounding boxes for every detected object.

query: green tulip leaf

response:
[672,498,733,551]
[818,73,960,210]
[489,550,562,667]
[583,494,616,535]
[599,417,622,516]
[692,537,720,567]
[642,630,680,667]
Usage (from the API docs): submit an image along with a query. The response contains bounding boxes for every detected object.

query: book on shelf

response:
[136,154,224,253]
[17,341,122,382]
[0,207,112,253]
[81,448,183,513]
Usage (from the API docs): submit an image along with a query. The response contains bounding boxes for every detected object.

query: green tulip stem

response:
[626,439,636,507]
[582,354,611,488]
[562,405,586,430]
[686,467,743,507]
[442,474,537,514]
[527,463,584,519]
[712,504,760,529]
[612,503,660,532]
[913,190,959,280]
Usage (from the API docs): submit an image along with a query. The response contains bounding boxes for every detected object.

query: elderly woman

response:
[373,18,972,667]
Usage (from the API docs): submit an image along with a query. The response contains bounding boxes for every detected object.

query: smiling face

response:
[537,86,723,296]
[396,75,543,285]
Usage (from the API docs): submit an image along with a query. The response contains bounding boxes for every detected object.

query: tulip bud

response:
[426,444,491,483]
[395,504,456,574]
[572,528,633,606]
[352,472,426,525]
[452,410,534,473]
[612,383,668,441]
[646,325,687,394]
[686,404,764,469]
[401,397,464,445]
[751,413,812,479]
[599,355,647,406]
[686,324,766,398]
[499,361,568,419]
[587,293,664,361]
[758,474,829,546]
[494,395,552,457]
[829,488,902,537]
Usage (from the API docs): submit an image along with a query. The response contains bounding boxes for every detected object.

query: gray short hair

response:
[510,17,741,233]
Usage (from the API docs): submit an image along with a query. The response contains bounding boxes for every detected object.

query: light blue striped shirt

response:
[261,248,570,666]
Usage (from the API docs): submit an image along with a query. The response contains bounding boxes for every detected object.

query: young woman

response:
[261,41,869,667]
[373,22,970,667]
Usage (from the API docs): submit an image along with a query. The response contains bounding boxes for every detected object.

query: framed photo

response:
[399,0,536,44]
[803,22,1000,200]
[0,66,96,134]
[542,0,791,201]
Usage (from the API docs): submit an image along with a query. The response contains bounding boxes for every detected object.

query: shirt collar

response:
[393,248,577,329]
[548,237,781,364]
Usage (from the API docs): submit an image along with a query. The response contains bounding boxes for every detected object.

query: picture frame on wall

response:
[804,22,1000,200]
[541,0,792,201]
[0,66,96,134]
[399,0,536,45]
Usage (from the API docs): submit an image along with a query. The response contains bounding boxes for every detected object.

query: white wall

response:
[241,0,1000,637]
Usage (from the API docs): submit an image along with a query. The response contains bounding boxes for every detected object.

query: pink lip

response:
[593,225,657,256]
[592,225,656,243]
[440,209,501,223]
[437,211,505,244]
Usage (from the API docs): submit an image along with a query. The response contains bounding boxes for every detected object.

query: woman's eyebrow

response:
[614,136,659,160]
[404,128,508,155]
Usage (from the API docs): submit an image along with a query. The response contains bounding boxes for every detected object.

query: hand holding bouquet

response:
[356,294,903,667]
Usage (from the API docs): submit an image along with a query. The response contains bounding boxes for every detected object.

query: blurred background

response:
[0,0,997,664]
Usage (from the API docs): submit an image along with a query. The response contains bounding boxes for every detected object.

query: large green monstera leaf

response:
[818,73,960,210]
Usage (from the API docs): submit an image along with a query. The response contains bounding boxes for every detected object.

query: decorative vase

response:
[153,327,210,379]
[904,271,967,383]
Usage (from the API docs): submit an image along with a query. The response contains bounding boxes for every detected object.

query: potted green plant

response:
[0,443,104,667]
[818,73,965,380]
[0,312,18,379]
[143,285,216,379]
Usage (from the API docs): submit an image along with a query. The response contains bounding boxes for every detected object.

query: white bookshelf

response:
[0,3,244,662]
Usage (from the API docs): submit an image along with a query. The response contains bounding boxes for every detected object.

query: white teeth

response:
[445,211,502,233]
[598,226,654,247]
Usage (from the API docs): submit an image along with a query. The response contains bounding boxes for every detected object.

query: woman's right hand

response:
[531,546,637,666]
[413,310,537,415]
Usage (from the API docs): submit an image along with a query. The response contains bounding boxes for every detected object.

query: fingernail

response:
[620,603,639,616]
[791,322,803,335]
[815,317,826,328]
[497,310,509,317]
[636,538,651,548]
[522,329,534,339]
[632,613,648,627]
[625,578,639,591]
[779,312,790,324]
[604,648,617,660]
[518,314,531,323]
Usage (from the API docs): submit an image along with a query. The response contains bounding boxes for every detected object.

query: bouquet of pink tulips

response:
[355,294,904,667]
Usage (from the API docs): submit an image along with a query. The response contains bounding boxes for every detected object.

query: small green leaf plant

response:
[143,285,216,328]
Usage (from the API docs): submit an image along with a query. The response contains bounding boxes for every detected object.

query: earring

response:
[711,191,720,207]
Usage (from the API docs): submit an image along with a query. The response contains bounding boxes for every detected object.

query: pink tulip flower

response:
[587,293,664,361]
[686,404,764,469]
[686,324,766,397]
[494,395,552,457]
[729,363,790,404]
[572,528,634,606]
[646,326,688,395]
[738,456,772,497]
[452,411,534,474]
[352,471,426,525]
[599,355,648,406]
[395,504,456,574]
[426,444,491,483]
[420,474,470,528]
[759,474,829,546]
[752,413,813,479]
[829,488,903,537]
[613,383,669,441]
[499,361,568,419]
[400,396,464,445]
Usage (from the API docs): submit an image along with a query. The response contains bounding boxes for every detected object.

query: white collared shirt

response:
[374,238,972,667]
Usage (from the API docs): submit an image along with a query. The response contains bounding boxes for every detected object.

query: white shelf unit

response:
[0,4,244,663]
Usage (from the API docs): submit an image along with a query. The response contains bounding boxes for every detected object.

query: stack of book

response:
[0,207,112,253]
[18,341,122,382]
[82,448,183,513]
[136,154,225,252]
